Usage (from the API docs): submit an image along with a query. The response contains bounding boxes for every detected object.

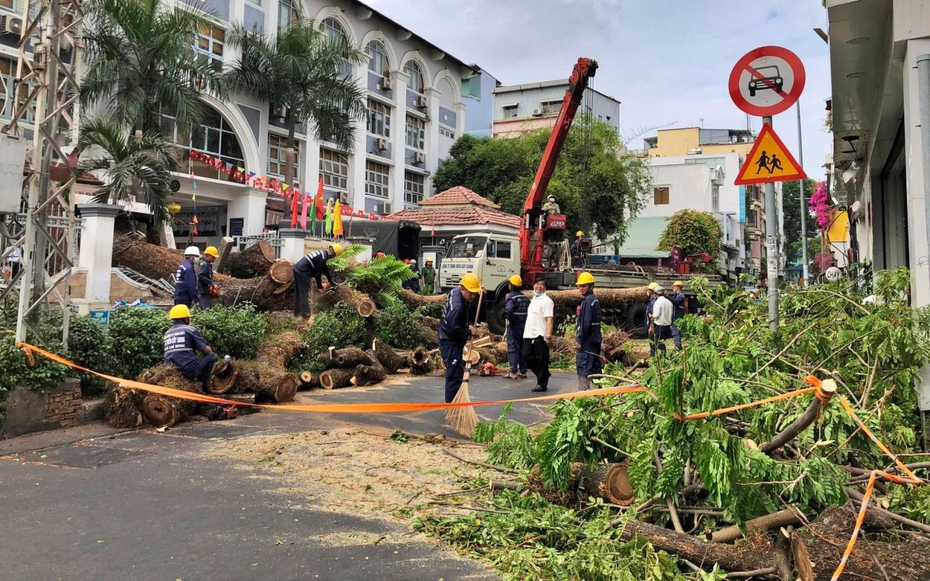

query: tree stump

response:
[372,339,407,373]
[222,239,276,278]
[601,330,631,363]
[320,368,355,390]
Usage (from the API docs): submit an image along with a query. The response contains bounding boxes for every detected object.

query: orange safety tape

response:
[673,387,816,421]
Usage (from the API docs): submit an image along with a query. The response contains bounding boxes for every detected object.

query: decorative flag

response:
[333,199,344,237]
[431,220,436,237]
[299,188,309,229]
[324,200,333,236]
[309,176,323,232]
[289,189,299,228]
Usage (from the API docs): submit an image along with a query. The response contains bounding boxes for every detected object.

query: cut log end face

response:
[604,465,635,506]
[208,361,239,394]
[141,395,180,428]
[270,259,295,285]
[274,374,299,403]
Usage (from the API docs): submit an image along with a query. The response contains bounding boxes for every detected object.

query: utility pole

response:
[0,0,84,349]
[763,115,779,329]
[796,102,809,286]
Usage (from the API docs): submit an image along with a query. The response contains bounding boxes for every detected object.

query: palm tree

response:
[82,0,227,135]
[227,18,367,221]
[77,117,177,228]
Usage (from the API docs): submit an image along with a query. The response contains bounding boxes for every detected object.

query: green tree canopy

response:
[782,178,817,264]
[658,209,722,259]
[432,121,650,242]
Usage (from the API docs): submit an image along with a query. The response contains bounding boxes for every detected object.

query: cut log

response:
[320,368,355,390]
[207,359,239,395]
[372,338,407,373]
[409,347,434,375]
[299,371,320,389]
[333,346,371,368]
[103,384,143,428]
[311,286,377,318]
[760,380,837,455]
[581,463,635,506]
[269,259,294,285]
[461,347,481,366]
[234,361,299,403]
[421,316,440,332]
[351,364,387,386]
[136,365,200,427]
[222,239,276,278]
[548,287,650,310]
[257,329,305,368]
[602,330,631,363]
[420,326,439,349]
[491,341,509,364]
[708,506,804,543]
[213,236,235,274]
[398,289,446,310]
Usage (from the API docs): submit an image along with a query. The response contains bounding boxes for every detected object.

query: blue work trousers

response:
[177,352,217,391]
[439,339,466,403]
[506,327,526,374]
[671,323,682,351]
[576,341,603,391]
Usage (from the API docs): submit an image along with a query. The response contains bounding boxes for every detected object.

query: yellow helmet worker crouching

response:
[330,243,344,256]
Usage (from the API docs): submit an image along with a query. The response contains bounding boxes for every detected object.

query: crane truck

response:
[437,57,722,335]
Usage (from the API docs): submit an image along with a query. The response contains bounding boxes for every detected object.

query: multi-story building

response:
[644,127,755,158]
[0,0,495,247]
[491,80,620,138]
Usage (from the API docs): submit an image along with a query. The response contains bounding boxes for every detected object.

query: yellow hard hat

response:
[577,272,595,285]
[204,246,219,257]
[169,304,191,319]
[673,280,685,288]
[647,282,659,290]
[509,274,523,287]
[460,273,481,293]
[576,231,584,237]
[331,243,344,256]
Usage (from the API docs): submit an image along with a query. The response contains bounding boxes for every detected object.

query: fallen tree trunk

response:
[708,506,805,543]
[320,368,355,390]
[409,347,434,375]
[548,287,650,310]
[398,289,446,310]
[299,371,320,389]
[760,380,837,455]
[317,346,370,368]
[136,365,200,428]
[219,275,295,311]
[351,364,387,386]
[372,339,407,373]
[581,463,635,506]
[602,330,631,363]
[221,239,276,279]
[103,385,143,428]
[311,285,377,318]
[207,359,239,395]
[257,328,305,368]
[234,361,298,403]
[269,259,294,285]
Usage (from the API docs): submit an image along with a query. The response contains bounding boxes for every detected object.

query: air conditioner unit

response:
[271,103,287,121]
[379,76,392,90]
[0,15,24,36]
[375,137,389,151]
[531,108,543,117]
[413,151,425,164]
[339,191,349,204]
[415,95,428,108]
[378,202,392,215]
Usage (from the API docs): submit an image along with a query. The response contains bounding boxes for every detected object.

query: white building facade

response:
[492,79,620,138]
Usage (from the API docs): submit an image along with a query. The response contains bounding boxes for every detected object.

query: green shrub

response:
[191,304,267,359]
[0,331,69,422]
[416,301,444,319]
[304,301,368,354]
[67,316,113,396]
[108,308,171,379]
[374,302,425,349]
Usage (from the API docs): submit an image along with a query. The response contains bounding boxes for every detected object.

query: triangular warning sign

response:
[734,123,806,185]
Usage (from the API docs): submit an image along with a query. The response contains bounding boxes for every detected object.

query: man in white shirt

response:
[523,278,554,392]
[4,244,21,280]
[650,286,674,357]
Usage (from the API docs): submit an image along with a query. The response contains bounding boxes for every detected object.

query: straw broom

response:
[445,286,484,437]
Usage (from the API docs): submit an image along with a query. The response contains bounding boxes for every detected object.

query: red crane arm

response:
[519,57,598,283]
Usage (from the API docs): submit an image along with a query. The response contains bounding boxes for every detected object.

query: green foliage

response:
[0,331,69,422]
[658,209,722,260]
[433,121,651,241]
[781,179,818,264]
[416,302,444,319]
[472,403,535,470]
[373,302,424,349]
[416,491,688,581]
[107,308,172,380]
[67,316,114,395]
[191,304,267,359]
[390,429,408,443]
[887,484,930,523]
[327,244,366,272]
[298,301,368,364]
[346,256,417,307]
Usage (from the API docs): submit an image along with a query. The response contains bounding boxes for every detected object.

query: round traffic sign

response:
[729,46,805,117]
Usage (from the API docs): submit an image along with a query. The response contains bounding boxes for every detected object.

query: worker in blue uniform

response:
[438,273,481,403]
[163,304,216,392]
[669,280,686,351]
[173,246,201,307]
[645,282,659,336]
[575,272,602,391]
[503,274,529,380]
[293,243,343,318]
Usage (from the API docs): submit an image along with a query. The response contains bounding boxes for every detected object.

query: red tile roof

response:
[389,206,521,229]
[418,186,501,209]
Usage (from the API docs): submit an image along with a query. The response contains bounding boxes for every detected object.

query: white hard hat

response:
[184,246,201,257]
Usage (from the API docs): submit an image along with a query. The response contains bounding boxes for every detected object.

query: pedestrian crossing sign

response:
[734,123,806,185]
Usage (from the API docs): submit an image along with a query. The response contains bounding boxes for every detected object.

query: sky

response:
[365,0,833,179]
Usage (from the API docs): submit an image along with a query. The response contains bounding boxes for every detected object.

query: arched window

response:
[404,61,424,94]
[320,18,353,78]
[366,40,389,76]
[161,105,246,182]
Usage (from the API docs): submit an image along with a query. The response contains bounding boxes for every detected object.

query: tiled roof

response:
[389,206,521,229]
[418,186,500,209]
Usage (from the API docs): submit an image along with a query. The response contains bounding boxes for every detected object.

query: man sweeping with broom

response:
[439,273,485,437]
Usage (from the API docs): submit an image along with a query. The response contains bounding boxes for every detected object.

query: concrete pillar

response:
[76,204,122,302]
[227,188,268,237]
[425,87,442,195]
[279,228,308,264]
[391,70,409,213]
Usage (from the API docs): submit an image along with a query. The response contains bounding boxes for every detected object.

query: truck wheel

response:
[487,299,507,336]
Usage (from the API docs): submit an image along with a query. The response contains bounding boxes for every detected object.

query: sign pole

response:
[796,101,809,286]
[763,115,779,329]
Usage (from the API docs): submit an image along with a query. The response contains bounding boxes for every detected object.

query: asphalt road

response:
[0,371,580,581]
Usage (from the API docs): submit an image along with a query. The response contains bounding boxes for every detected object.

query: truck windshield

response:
[446,236,487,259]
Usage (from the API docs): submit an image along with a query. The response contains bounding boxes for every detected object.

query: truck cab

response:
[439,233,521,295]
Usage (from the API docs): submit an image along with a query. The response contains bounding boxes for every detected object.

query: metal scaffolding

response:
[0,0,84,350]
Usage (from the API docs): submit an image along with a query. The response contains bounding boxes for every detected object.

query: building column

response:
[76,204,122,303]
[302,139,322,213]
[425,88,442,192]
[227,188,268,237]
[391,70,410,213]
[279,228,307,264]
[454,101,466,140]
